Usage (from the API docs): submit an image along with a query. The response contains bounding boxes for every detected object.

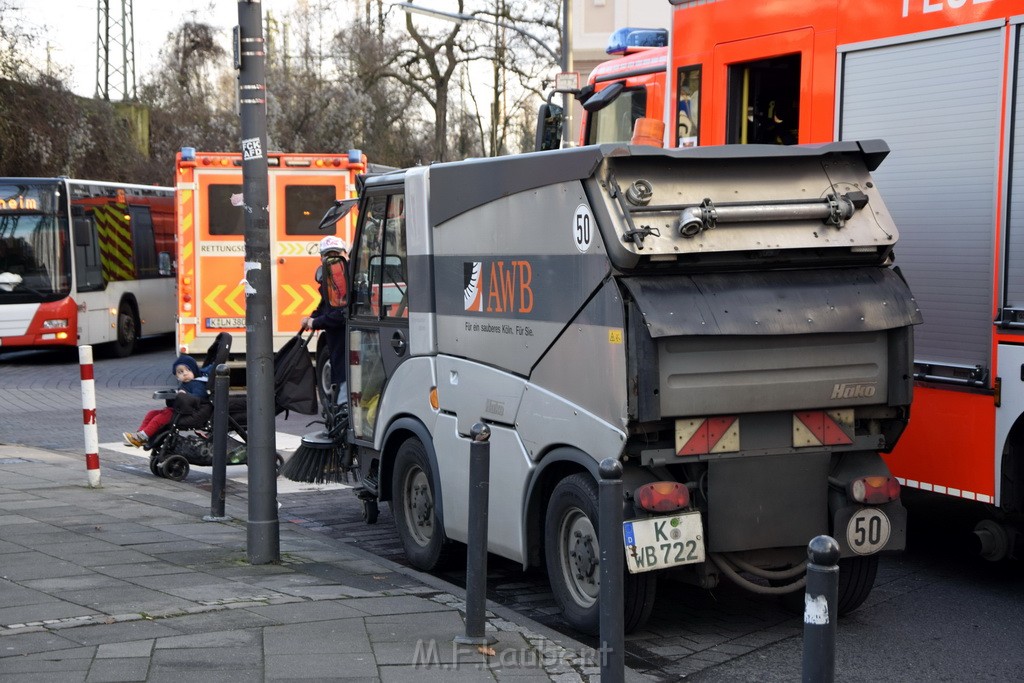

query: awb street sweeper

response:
[320,140,921,634]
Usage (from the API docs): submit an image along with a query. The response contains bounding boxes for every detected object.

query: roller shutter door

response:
[1005,28,1024,319]
[839,28,1002,374]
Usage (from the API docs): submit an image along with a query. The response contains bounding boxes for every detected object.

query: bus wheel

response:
[392,437,450,570]
[837,554,878,615]
[112,303,137,357]
[544,473,657,635]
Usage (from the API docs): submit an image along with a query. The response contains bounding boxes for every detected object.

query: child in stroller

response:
[123,354,208,448]
[144,331,318,481]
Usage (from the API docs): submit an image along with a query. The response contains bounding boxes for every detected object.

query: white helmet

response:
[318,235,347,255]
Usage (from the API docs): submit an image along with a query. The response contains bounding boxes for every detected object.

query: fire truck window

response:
[726,54,800,145]
[586,87,647,145]
[285,185,337,235]
[207,185,245,236]
[677,65,701,147]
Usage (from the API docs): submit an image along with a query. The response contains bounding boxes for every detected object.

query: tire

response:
[316,341,333,406]
[837,554,878,615]
[544,473,657,635]
[160,454,190,482]
[391,437,450,570]
[112,303,137,357]
[363,499,379,525]
[149,455,162,477]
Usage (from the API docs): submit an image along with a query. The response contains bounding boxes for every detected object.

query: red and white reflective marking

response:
[79,345,101,488]
[675,416,740,456]
[793,409,854,447]
[896,478,993,504]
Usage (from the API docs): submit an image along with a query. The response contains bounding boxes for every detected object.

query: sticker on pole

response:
[573,204,594,253]
[242,137,263,161]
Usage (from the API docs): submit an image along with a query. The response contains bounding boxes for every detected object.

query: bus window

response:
[285,185,337,235]
[586,87,647,145]
[74,214,105,291]
[129,206,158,278]
[677,65,702,147]
[726,54,800,145]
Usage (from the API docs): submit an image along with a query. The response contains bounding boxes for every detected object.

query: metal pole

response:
[599,458,624,683]
[203,364,230,522]
[561,0,572,148]
[802,535,840,683]
[237,0,278,564]
[455,423,497,646]
[78,345,101,488]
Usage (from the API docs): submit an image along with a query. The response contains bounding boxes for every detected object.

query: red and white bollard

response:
[79,345,101,488]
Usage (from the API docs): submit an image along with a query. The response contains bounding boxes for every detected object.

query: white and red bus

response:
[574,0,1024,557]
[0,178,175,356]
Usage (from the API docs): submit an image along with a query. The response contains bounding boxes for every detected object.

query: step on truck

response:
[337,140,921,634]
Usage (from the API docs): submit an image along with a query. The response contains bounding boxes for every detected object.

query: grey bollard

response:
[598,458,625,683]
[455,422,497,646]
[203,364,230,522]
[801,535,840,683]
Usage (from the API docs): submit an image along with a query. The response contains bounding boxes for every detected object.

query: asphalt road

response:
[2,336,1022,681]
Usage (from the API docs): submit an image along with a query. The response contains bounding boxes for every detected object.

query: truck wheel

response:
[837,554,878,615]
[392,437,450,570]
[112,303,137,357]
[544,473,657,635]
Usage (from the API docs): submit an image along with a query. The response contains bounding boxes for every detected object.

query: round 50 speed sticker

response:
[846,508,892,555]
[573,204,594,253]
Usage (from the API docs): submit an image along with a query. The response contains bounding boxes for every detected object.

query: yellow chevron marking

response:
[281,284,304,315]
[302,284,320,314]
[204,285,227,316]
[227,284,246,316]
[182,241,193,260]
[277,242,309,256]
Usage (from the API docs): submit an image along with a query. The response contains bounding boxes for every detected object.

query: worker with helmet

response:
[301,235,349,396]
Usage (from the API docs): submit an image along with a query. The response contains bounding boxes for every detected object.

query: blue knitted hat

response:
[172,354,200,376]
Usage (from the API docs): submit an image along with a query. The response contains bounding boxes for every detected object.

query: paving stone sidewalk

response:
[0,445,651,682]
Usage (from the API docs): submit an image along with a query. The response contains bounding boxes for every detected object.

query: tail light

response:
[849,476,900,504]
[635,481,689,513]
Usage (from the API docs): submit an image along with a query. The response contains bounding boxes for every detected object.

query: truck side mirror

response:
[535,103,564,151]
[582,82,624,112]
[318,198,358,231]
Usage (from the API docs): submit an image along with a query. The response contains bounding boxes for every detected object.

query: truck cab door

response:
[347,190,409,444]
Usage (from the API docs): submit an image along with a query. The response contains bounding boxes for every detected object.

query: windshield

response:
[0,181,71,302]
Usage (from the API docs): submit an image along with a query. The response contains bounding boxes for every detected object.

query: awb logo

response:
[831,382,877,400]
[463,260,534,313]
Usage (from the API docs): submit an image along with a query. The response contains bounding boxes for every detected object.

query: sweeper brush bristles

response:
[280,431,353,484]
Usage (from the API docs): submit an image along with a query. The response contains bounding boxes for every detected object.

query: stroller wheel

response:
[149,455,162,477]
[160,454,190,482]
[275,454,285,476]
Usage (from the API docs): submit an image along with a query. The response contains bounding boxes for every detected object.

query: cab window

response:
[676,65,701,147]
[726,54,800,145]
[586,86,647,145]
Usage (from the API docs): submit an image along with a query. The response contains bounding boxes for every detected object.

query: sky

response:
[18,0,297,97]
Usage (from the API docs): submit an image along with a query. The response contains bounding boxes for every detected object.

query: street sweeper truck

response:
[330,139,920,634]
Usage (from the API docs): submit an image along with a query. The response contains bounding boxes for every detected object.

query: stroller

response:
[145,331,318,481]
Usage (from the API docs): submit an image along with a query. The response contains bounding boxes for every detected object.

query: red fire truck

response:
[569,0,1024,559]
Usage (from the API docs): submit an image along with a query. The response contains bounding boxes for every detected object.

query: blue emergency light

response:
[606,27,669,55]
